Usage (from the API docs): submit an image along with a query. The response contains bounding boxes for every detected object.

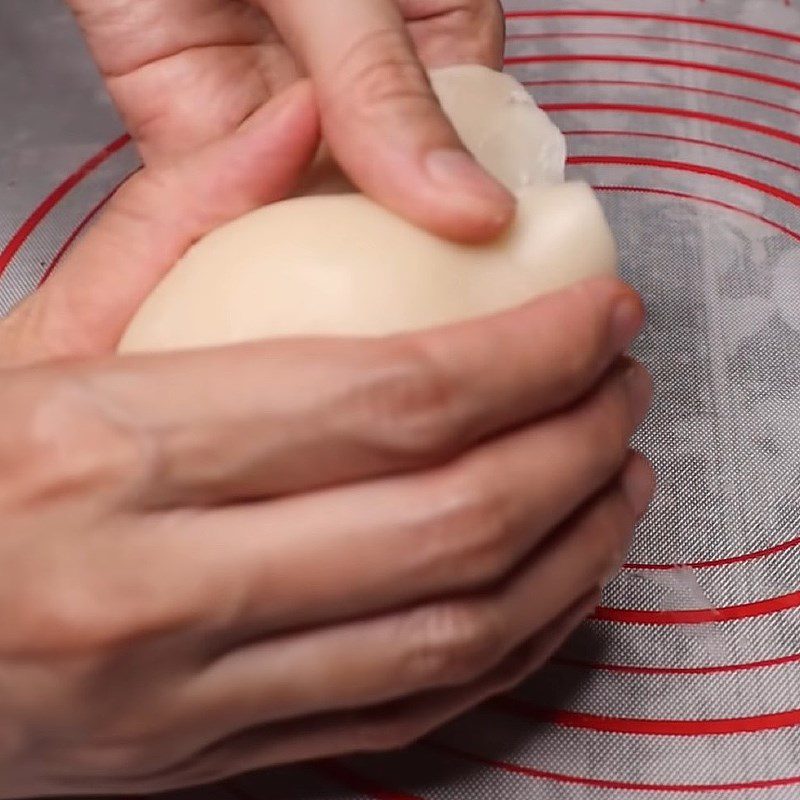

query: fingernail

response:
[424,148,516,224]
[611,295,644,352]
[623,361,654,427]
[622,454,657,519]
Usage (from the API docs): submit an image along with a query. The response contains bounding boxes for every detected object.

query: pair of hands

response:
[0,1,655,795]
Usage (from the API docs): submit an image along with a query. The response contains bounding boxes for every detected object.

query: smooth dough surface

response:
[119,66,617,353]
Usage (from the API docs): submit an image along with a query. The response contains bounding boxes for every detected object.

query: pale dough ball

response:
[119,66,617,354]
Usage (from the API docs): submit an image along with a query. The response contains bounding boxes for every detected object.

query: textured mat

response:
[1,1,799,797]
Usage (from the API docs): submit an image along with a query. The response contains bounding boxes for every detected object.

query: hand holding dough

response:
[119,66,617,353]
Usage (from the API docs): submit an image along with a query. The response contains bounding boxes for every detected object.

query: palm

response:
[70,0,503,163]
[69,0,294,162]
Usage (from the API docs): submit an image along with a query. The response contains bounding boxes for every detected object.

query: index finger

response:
[261,0,515,243]
[71,277,644,508]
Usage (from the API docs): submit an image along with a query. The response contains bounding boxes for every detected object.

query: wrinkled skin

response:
[68,0,515,241]
[0,3,655,795]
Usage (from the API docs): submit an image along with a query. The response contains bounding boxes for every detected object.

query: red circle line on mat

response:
[544,101,800,150]
[623,532,800,572]
[506,54,800,93]
[553,651,800,676]
[593,589,800,625]
[565,129,800,176]
[507,31,800,68]
[504,10,800,47]
[493,695,800,736]
[582,178,799,617]
[524,78,800,120]
[429,741,800,794]
[571,155,800,207]
[0,135,130,282]
[593,185,800,243]
[38,177,131,287]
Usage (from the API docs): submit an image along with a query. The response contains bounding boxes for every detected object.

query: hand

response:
[0,309,653,795]
[0,79,654,797]
[67,0,515,242]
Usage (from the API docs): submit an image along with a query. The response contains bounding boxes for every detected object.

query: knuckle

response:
[434,2,506,68]
[6,558,179,659]
[413,466,518,587]
[20,369,157,504]
[330,29,435,118]
[27,595,124,659]
[7,576,110,657]
[354,340,464,463]
[406,603,503,687]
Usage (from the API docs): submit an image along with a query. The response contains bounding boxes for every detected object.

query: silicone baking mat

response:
[2,1,799,797]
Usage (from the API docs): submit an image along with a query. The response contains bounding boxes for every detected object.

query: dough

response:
[119,66,617,353]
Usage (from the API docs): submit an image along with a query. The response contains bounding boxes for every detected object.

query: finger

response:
[262,0,515,243]
[177,454,653,746]
[68,0,295,163]
[154,592,599,790]
[5,82,320,365]
[173,360,651,643]
[70,276,643,509]
[401,0,506,70]
[8,356,648,711]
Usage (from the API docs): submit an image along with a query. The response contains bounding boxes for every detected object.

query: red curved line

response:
[553,651,800,676]
[0,135,130,281]
[37,177,130,287]
[593,589,800,625]
[585,184,798,592]
[523,78,800,120]
[571,155,800,207]
[507,31,800,68]
[564,129,800,175]
[429,741,800,793]
[504,10,800,46]
[315,761,422,800]
[493,695,800,736]
[625,533,800,571]
[544,101,800,150]
[592,185,800,243]
[506,53,800,93]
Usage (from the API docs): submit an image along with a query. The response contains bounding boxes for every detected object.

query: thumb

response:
[6,81,320,363]
[263,0,516,243]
